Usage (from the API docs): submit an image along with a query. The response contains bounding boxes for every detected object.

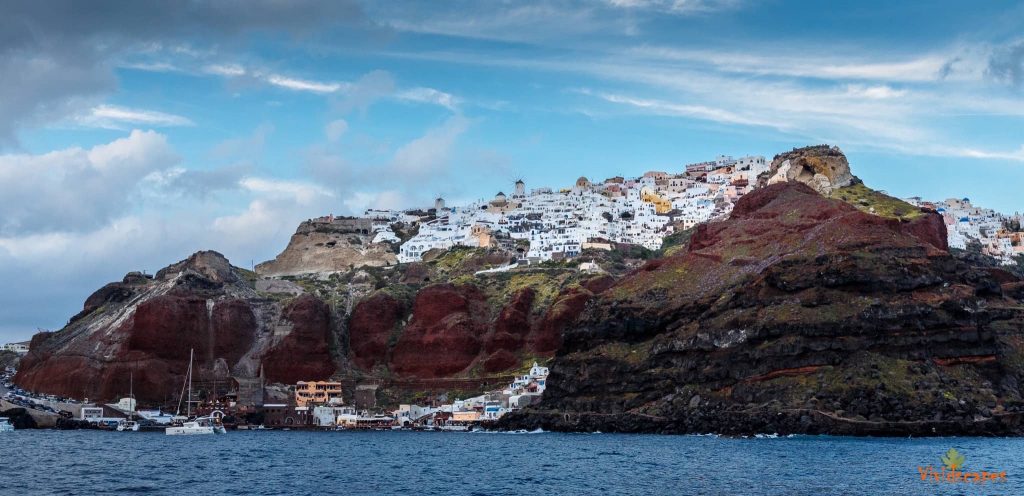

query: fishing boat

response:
[0,417,14,432]
[166,349,226,436]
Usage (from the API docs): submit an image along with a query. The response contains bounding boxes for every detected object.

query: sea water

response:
[2,430,1022,495]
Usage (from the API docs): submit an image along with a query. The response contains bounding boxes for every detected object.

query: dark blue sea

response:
[2,430,1022,495]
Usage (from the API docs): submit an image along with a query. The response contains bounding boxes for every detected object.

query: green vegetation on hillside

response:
[830,183,923,220]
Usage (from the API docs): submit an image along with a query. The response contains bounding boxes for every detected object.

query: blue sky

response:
[1,0,1023,342]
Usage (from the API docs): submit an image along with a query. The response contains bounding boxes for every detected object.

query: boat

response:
[165,416,227,435]
[0,417,14,432]
[116,419,140,432]
[166,349,226,436]
[117,371,140,432]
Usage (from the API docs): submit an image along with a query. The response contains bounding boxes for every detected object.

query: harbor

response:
[0,361,550,434]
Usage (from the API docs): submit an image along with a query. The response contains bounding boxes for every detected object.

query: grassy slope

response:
[829,183,923,220]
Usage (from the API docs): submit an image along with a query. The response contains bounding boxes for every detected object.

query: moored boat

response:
[165,416,226,435]
[165,349,226,436]
[116,419,140,432]
[0,417,14,432]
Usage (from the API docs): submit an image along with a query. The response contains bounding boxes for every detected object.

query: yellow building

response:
[451,411,481,423]
[640,188,672,214]
[295,381,343,407]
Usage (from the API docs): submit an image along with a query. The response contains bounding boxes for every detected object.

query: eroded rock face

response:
[255,220,397,277]
[390,284,489,377]
[347,279,612,379]
[764,145,855,195]
[261,295,336,384]
[14,252,337,403]
[502,182,1024,436]
[348,292,406,371]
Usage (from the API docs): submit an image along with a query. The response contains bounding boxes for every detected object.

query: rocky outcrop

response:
[501,182,1024,436]
[255,219,397,277]
[763,145,855,195]
[14,251,337,403]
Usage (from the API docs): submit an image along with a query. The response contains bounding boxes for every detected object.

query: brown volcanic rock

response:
[127,295,212,361]
[527,290,588,354]
[900,210,949,251]
[261,295,336,384]
[212,299,258,364]
[389,284,489,377]
[502,182,1024,436]
[349,292,408,371]
[484,288,535,354]
[15,251,339,404]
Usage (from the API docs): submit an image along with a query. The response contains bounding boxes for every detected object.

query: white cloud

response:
[0,130,179,235]
[607,0,741,14]
[239,177,334,203]
[264,73,346,94]
[203,63,247,77]
[390,115,470,178]
[343,190,408,213]
[209,122,275,160]
[325,119,349,142]
[397,87,461,110]
[623,45,978,83]
[75,104,194,129]
[844,84,907,99]
[584,90,779,128]
[333,70,396,113]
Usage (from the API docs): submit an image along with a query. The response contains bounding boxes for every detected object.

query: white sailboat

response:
[116,371,140,432]
[166,349,226,436]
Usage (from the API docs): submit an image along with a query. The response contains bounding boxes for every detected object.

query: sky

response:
[1,0,1023,342]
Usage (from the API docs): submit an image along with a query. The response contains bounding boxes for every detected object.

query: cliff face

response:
[15,246,610,404]
[502,182,1024,436]
[347,276,612,379]
[255,219,397,277]
[15,251,337,403]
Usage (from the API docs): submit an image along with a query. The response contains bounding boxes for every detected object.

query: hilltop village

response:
[5,146,1023,434]
[323,154,770,264]
[305,150,1022,268]
[905,197,1024,264]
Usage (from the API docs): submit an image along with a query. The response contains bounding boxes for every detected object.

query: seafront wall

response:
[0,399,59,428]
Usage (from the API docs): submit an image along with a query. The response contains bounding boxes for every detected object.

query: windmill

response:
[511,175,526,198]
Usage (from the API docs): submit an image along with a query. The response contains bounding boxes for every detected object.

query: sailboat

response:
[116,371,140,432]
[165,349,227,436]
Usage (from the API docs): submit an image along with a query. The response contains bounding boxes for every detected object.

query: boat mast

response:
[129,370,134,420]
[187,348,193,418]
[175,348,194,417]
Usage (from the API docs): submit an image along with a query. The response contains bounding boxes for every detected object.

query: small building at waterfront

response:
[294,381,343,407]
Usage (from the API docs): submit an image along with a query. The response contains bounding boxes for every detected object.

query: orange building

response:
[295,381,343,407]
